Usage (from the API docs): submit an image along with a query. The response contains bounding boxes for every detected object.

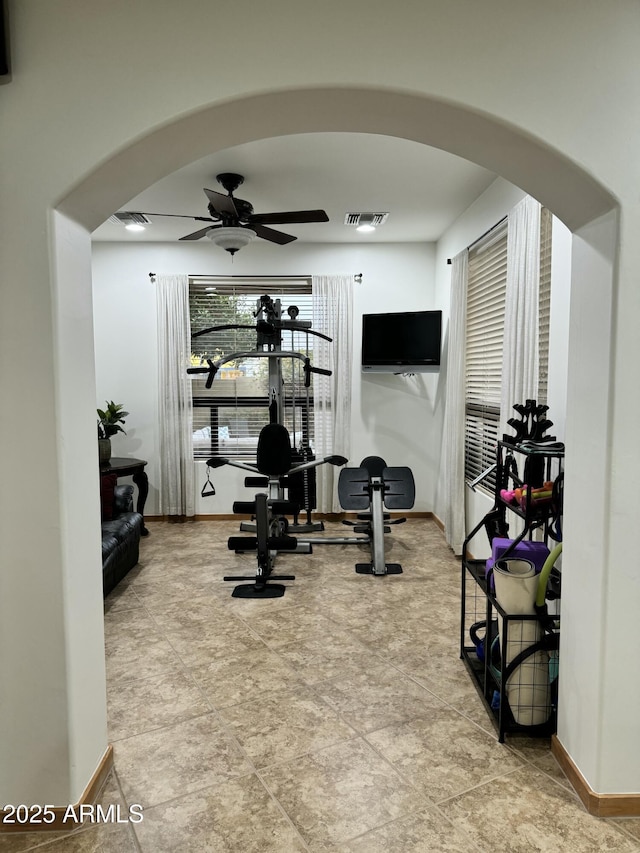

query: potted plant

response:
[97,401,128,465]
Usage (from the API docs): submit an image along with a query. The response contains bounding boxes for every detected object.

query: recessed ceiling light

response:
[356,224,376,233]
[125,223,146,232]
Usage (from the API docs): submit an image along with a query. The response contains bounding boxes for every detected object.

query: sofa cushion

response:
[101,511,144,596]
[102,513,141,546]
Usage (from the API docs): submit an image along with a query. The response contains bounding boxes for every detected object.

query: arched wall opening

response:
[57,87,616,232]
[44,85,622,804]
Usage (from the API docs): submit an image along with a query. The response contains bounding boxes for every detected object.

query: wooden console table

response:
[100,457,149,536]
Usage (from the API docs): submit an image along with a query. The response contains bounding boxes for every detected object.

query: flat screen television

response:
[361,309,442,373]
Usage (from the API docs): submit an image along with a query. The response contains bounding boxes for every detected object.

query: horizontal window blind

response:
[537,208,552,405]
[463,208,553,493]
[464,221,508,489]
[189,277,313,459]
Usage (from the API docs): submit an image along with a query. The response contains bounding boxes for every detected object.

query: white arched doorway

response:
[58,87,615,232]
[9,85,623,812]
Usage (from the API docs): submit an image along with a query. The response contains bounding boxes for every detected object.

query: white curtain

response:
[156,274,195,519]
[312,274,353,512]
[500,196,541,436]
[441,250,468,555]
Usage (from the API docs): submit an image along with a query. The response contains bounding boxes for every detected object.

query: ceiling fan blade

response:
[249,209,329,225]
[252,224,297,245]
[203,188,238,217]
[179,226,214,241]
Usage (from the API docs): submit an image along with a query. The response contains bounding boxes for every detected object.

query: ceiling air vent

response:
[344,212,389,227]
[108,211,151,226]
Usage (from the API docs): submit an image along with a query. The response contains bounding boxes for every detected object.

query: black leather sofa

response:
[100,476,143,596]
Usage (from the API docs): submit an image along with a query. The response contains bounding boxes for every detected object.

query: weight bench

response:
[338,457,415,576]
[206,422,346,597]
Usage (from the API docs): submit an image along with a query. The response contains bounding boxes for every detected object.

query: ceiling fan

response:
[133,172,329,255]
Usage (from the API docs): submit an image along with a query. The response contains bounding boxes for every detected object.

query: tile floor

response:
[3,519,640,852]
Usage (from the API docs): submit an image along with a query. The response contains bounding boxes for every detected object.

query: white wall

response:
[92,240,438,515]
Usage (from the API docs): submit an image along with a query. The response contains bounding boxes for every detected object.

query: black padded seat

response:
[338,467,371,510]
[256,423,292,476]
[360,455,387,478]
[382,467,416,509]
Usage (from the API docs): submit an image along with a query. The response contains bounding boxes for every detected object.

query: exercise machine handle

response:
[192,324,256,339]
[206,457,229,468]
[187,358,218,388]
[328,455,348,466]
[303,358,332,387]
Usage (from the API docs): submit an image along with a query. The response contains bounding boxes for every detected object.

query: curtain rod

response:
[148,272,363,282]
[446,215,508,264]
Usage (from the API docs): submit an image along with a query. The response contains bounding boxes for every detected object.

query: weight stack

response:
[289,447,317,514]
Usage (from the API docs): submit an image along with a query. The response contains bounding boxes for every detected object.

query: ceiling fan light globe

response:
[207,226,256,254]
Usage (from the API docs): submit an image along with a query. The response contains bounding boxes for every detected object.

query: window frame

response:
[189,277,314,461]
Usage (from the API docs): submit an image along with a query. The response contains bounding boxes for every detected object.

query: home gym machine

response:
[188,294,364,596]
[188,293,336,534]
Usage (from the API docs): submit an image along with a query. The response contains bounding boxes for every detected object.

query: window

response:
[189,277,314,460]
[464,208,552,492]
[464,220,508,489]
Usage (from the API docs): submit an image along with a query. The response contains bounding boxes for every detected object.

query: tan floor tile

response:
[219,685,357,767]
[188,647,304,708]
[335,806,480,853]
[114,712,253,808]
[103,582,140,614]
[612,819,640,843]
[127,575,222,605]
[503,735,575,791]
[261,737,428,849]
[107,668,211,741]
[276,635,383,685]
[440,765,638,852]
[135,774,307,852]
[315,663,446,733]
[241,605,342,649]
[143,593,238,633]
[103,604,156,636]
[104,632,185,686]
[366,708,524,802]
[388,642,487,709]
[23,825,138,853]
[165,621,269,666]
[0,830,74,852]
